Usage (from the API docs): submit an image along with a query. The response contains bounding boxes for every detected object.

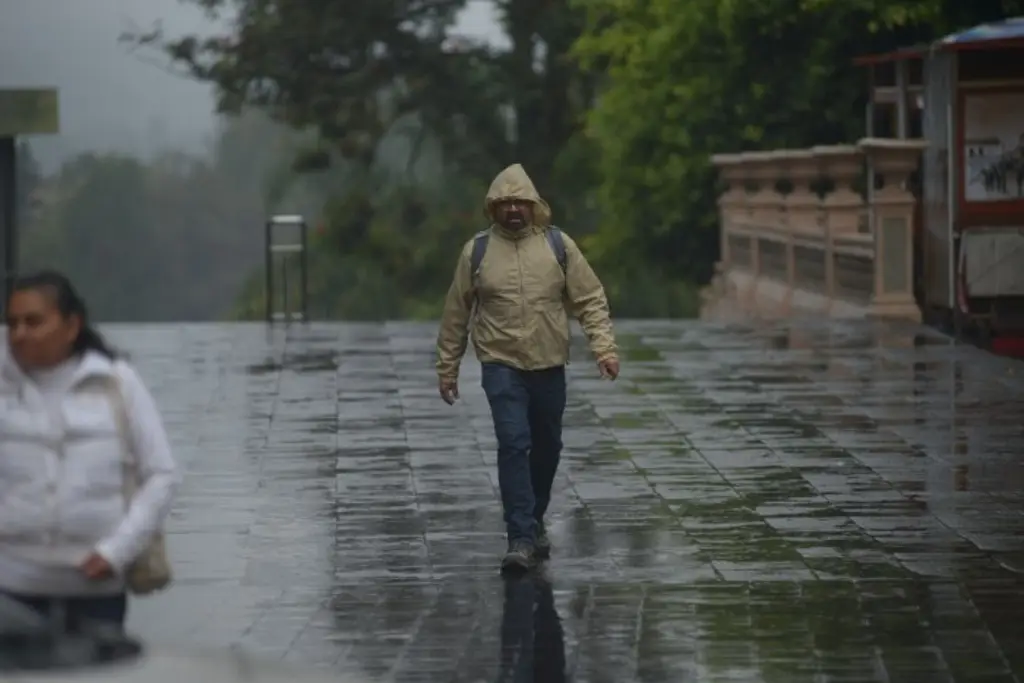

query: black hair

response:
[8,269,118,360]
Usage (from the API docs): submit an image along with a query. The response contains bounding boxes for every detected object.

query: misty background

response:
[5,0,967,324]
[0,0,507,321]
[1,0,502,171]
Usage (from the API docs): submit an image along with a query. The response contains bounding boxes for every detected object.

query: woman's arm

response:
[94,362,181,572]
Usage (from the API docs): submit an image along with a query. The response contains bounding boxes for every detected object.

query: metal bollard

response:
[264,215,309,323]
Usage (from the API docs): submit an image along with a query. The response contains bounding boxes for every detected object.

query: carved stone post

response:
[747,152,788,317]
[780,150,820,236]
[711,154,746,272]
[737,152,767,312]
[777,150,818,315]
[707,153,748,317]
[859,138,926,322]
[813,145,864,312]
[774,150,806,313]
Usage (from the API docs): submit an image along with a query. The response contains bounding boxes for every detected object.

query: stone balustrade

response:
[701,138,926,322]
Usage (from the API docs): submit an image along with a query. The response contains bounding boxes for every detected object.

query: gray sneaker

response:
[501,539,536,572]
[535,521,552,559]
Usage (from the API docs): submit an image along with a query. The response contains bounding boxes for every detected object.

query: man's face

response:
[495,199,533,231]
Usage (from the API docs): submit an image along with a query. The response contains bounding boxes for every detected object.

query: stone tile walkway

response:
[106,319,1024,682]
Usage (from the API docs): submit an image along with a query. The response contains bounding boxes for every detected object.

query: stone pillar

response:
[779,150,819,236]
[737,153,770,311]
[776,150,816,314]
[708,153,748,317]
[745,151,781,233]
[746,152,787,317]
[859,137,926,322]
[711,154,746,271]
[813,145,864,310]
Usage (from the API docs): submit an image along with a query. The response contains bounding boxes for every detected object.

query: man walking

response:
[435,163,619,571]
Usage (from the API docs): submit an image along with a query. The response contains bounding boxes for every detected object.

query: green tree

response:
[138,0,592,187]
[133,0,474,166]
[25,153,156,319]
[136,0,608,319]
[571,0,1024,314]
[232,163,489,321]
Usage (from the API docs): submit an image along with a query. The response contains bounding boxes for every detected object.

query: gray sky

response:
[0,0,503,172]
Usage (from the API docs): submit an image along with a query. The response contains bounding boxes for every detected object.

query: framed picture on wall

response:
[962,91,1024,203]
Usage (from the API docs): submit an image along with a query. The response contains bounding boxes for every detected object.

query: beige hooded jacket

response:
[435,164,617,380]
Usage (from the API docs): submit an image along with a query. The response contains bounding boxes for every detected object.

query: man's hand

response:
[439,377,460,405]
[597,356,620,380]
[79,552,115,581]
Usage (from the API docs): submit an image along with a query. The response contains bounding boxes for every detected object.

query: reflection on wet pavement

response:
[106,319,1024,681]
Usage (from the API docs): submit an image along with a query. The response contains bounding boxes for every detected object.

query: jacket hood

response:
[484,163,552,226]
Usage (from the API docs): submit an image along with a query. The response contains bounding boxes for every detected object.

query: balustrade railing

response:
[701,138,926,322]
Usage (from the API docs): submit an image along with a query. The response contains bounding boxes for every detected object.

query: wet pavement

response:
[105,320,1024,682]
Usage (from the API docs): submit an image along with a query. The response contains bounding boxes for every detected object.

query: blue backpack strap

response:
[545,226,568,274]
[469,230,490,282]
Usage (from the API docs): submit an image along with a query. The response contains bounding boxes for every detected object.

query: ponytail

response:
[72,323,118,359]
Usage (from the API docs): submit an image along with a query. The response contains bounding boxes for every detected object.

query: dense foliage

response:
[136,0,610,319]
[36,0,1021,320]
[572,0,1024,295]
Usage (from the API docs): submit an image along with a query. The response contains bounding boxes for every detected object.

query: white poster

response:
[963,92,1024,202]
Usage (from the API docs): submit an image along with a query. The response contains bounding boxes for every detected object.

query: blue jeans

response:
[481,362,567,544]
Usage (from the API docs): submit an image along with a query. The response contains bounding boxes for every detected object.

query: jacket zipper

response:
[48,405,67,547]
[516,240,526,327]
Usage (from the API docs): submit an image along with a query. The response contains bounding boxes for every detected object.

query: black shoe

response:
[501,539,536,572]
[535,521,552,559]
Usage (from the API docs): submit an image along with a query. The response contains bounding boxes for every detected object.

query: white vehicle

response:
[0,596,355,682]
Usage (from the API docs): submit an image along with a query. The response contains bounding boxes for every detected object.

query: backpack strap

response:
[545,226,568,275]
[469,230,490,285]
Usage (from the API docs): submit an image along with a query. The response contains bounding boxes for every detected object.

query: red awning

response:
[853,45,926,66]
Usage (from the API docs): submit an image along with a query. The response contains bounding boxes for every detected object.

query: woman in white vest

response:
[0,270,179,630]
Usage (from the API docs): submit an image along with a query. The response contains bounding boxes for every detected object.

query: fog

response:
[0,0,503,172]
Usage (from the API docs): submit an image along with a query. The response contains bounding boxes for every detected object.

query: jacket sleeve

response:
[563,233,617,361]
[94,363,181,572]
[435,241,476,380]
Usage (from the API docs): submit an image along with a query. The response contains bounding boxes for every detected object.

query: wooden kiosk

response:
[856,17,1024,344]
